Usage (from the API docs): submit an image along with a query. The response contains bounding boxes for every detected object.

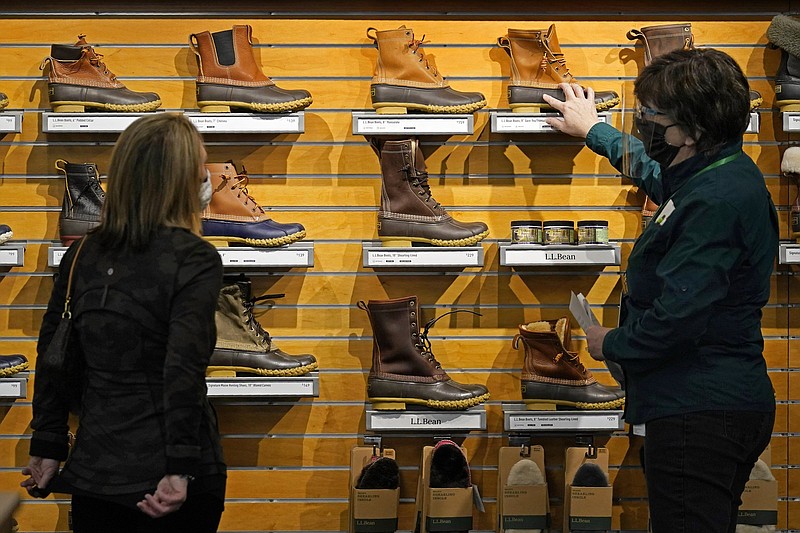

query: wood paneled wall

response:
[0,4,794,532]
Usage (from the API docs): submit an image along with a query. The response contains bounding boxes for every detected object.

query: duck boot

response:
[513,317,625,410]
[497,25,619,113]
[0,92,8,110]
[41,35,161,113]
[768,15,800,112]
[0,354,28,377]
[0,224,11,245]
[201,161,306,247]
[367,26,486,115]
[358,296,490,410]
[372,138,488,246]
[190,25,312,113]
[208,276,318,376]
[56,159,105,247]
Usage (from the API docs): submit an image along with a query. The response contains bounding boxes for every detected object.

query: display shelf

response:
[0,243,25,267]
[365,404,486,431]
[490,111,611,133]
[779,242,800,264]
[745,112,759,134]
[499,242,620,267]
[206,372,319,398]
[0,111,23,134]
[351,111,474,135]
[49,242,314,268]
[0,373,28,399]
[42,112,157,133]
[503,404,624,434]
[184,111,304,134]
[782,112,800,132]
[362,241,483,268]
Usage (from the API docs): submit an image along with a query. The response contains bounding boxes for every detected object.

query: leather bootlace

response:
[227,164,266,213]
[401,164,441,209]
[415,309,481,368]
[244,292,285,347]
[409,35,439,77]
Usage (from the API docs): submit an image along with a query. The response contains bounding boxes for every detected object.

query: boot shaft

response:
[55,159,105,219]
[203,161,268,222]
[215,279,271,351]
[499,25,573,87]
[368,26,447,88]
[378,139,447,218]
[514,318,595,382]
[190,25,273,87]
[628,23,693,66]
[43,35,124,89]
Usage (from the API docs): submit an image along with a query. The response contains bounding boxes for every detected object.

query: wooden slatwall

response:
[0,3,794,531]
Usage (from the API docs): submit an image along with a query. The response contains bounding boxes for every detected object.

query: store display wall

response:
[0,3,793,531]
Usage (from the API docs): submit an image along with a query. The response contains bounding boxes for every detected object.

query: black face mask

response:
[634,116,681,167]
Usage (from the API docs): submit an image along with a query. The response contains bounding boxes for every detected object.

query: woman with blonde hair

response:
[22,113,226,532]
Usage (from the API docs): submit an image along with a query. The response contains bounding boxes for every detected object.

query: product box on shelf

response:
[414,444,475,533]
[349,446,400,533]
[737,446,778,526]
[497,445,549,532]
[563,446,612,532]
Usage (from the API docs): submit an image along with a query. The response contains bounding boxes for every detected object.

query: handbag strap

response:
[62,237,88,319]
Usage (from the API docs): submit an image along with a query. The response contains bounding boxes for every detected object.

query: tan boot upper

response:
[500,25,575,89]
[191,24,275,87]
[368,26,449,89]
[42,35,124,89]
[202,162,271,223]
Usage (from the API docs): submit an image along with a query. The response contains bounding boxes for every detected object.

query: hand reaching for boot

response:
[544,83,603,138]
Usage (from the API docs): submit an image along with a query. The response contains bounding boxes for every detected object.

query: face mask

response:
[199,169,212,210]
[634,116,681,167]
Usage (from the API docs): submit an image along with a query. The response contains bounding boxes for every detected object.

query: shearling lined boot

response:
[56,159,105,247]
[190,25,312,113]
[0,354,28,378]
[0,224,11,245]
[201,161,306,247]
[0,92,8,110]
[208,276,318,376]
[497,25,620,113]
[513,317,625,410]
[367,26,486,114]
[358,296,490,410]
[769,14,800,112]
[41,35,161,113]
[372,138,489,246]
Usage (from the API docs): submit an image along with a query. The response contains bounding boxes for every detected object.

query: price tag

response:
[217,245,313,267]
[0,379,24,398]
[491,112,610,134]
[0,113,20,133]
[186,112,304,133]
[364,245,482,267]
[0,248,20,266]
[506,410,623,432]
[206,377,317,397]
[352,113,473,135]
[43,113,144,133]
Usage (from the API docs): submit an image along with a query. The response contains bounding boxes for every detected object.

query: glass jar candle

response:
[577,220,609,245]
[510,220,543,244]
[542,220,575,245]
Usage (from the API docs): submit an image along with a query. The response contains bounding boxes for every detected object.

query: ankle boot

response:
[641,195,660,231]
[209,276,318,376]
[513,317,625,410]
[202,161,306,247]
[769,14,800,111]
[367,26,486,114]
[358,296,490,410]
[41,35,161,113]
[190,25,312,113]
[0,92,8,110]
[56,159,105,247]
[497,25,620,113]
[0,354,27,377]
[0,224,11,245]
[371,138,489,246]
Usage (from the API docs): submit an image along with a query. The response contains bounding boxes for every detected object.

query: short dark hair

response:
[634,48,750,155]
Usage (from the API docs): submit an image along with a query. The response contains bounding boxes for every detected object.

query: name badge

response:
[655,199,676,225]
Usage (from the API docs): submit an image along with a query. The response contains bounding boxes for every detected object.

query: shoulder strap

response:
[62,237,88,318]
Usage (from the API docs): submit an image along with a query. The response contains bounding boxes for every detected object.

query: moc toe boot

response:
[0,224,12,245]
[42,36,161,113]
[201,161,306,247]
[208,277,318,376]
[0,354,28,377]
[513,317,624,410]
[769,15,800,111]
[498,25,619,113]
[374,138,489,246]
[56,159,105,247]
[367,26,486,114]
[359,295,490,410]
[0,91,8,110]
[191,25,312,113]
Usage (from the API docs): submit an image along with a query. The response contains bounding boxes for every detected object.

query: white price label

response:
[0,249,19,265]
[0,115,17,131]
[206,378,314,397]
[509,413,621,431]
[367,249,480,267]
[785,247,800,263]
[0,381,22,397]
[354,114,472,135]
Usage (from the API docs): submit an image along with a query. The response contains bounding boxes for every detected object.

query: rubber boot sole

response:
[51,100,162,113]
[204,229,306,248]
[373,99,487,115]
[369,391,490,410]
[379,229,489,247]
[523,396,625,410]
[198,97,312,113]
[0,361,29,377]
[206,361,318,377]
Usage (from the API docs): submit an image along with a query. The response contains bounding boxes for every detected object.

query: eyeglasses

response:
[634,103,668,120]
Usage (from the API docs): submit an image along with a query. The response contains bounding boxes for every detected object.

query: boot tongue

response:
[544,24,561,53]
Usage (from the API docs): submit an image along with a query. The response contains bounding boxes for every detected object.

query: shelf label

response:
[0,379,24,398]
[186,113,303,133]
[501,245,618,266]
[366,409,485,431]
[0,113,19,132]
[507,412,622,432]
[0,248,20,266]
[745,112,759,134]
[491,112,610,133]
[43,113,143,133]
[206,378,316,397]
[217,247,311,267]
[783,113,800,132]
[784,246,800,264]
[352,113,473,135]
[365,247,481,267]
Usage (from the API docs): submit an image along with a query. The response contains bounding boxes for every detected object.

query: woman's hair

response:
[93,113,205,250]
[634,48,750,156]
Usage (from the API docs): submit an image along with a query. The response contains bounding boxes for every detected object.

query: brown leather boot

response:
[497,25,620,113]
[0,92,8,110]
[371,138,489,246]
[41,35,161,113]
[208,276,318,376]
[641,195,660,231]
[367,26,486,114]
[201,161,306,247]
[358,296,490,410]
[190,25,312,113]
[513,317,625,410]
[56,159,105,247]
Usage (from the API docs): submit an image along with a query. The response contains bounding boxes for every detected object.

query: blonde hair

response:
[94,113,205,249]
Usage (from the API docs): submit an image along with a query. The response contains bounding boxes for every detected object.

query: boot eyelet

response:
[410,311,416,317]
[411,322,416,328]
[409,300,415,306]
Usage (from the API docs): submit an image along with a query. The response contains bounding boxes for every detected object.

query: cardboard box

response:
[737,445,778,526]
[497,445,549,532]
[563,446,612,532]
[415,444,475,533]
[349,446,400,533]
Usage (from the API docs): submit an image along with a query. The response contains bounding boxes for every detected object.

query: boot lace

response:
[554,349,585,371]
[415,309,481,368]
[245,292,286,347]
[226,164,265,212]
[409,35,439,77]
[401,164,441,209]
[79,45,116,81]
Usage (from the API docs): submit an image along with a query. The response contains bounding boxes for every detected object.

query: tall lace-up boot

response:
[372,138,488,246]
[41,35,161,113]
[358,295,490,410]
[768,15,800,111]
[202,161,306,247]
[190,25,312,113]
[0,92,8,110]
[367,26,486,114]
[513,317,624,410]
[497,25,620,113]
[56,159,105,246]
[208,276,318,376]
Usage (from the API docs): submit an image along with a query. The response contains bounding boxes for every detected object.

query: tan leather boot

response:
[190,25,312,113]
[498,25,620,113]
[208,276,318,376]
[358,296,490,410]
[371,138,489,246]
[513,317,625,410]
[202,161,306,247]
[0,92,8,110]
[367,26,486,114]
[41,35,161,112]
